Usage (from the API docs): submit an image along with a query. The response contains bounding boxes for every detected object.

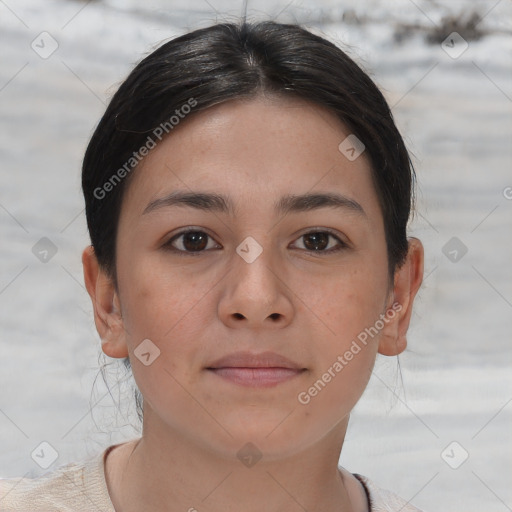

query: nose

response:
[217,242,294,331]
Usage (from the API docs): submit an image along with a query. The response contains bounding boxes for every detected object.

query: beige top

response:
[0,443,424,511]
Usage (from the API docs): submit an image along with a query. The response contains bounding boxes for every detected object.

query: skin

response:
[83,94,423,512]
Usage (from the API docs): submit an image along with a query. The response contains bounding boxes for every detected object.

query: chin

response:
[214,414,321,458]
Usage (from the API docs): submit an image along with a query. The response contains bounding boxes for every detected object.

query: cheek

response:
[118,253,205,336]
[294,343,376,437]
[306,262,389,339]
[118,263,214,408]
[294,271,384,422]
[297,260,387,399]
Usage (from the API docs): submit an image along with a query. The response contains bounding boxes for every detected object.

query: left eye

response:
[292,231,346,253]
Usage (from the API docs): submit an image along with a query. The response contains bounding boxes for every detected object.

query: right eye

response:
[163,229,221,255]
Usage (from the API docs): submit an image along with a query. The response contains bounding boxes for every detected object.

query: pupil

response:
[184,232,207,251]
[304,232,328,251]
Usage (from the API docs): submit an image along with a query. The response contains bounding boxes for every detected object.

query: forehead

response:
[120,94,380,222]
[166,95,358,174]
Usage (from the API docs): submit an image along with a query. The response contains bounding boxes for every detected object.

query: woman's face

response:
[102,95,401,457]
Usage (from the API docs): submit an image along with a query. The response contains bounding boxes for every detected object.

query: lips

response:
[206,351,307,388]
[206,351,305,370]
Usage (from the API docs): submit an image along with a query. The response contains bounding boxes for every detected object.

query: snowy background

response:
[1,0,511,510]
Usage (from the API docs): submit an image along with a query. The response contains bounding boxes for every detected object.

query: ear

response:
[378,237,424,356]
[82,246,128,358]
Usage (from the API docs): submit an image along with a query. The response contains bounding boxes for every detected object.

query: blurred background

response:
[0,1,511,510]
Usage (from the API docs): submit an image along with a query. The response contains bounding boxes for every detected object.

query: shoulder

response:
[0,447,115,512]
[0,461,89,512]
[353,473,425,512]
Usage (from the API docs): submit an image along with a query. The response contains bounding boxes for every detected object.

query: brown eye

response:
[165,230,219,253]
[163,229,346,256]
[293,231,346,253]
[303,232,329,251]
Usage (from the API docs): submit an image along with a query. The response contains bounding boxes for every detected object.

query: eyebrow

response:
[142,190,366,217]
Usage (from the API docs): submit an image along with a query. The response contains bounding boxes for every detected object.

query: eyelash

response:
[162,228,348,256]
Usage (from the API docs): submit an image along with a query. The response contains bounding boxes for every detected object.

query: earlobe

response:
[82,246,129,358]
[377,302,407,357]
[378,238,424,356]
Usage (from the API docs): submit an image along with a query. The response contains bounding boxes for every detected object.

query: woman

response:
[0,20,424,511]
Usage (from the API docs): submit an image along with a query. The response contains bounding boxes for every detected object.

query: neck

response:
[105,409,364,512]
